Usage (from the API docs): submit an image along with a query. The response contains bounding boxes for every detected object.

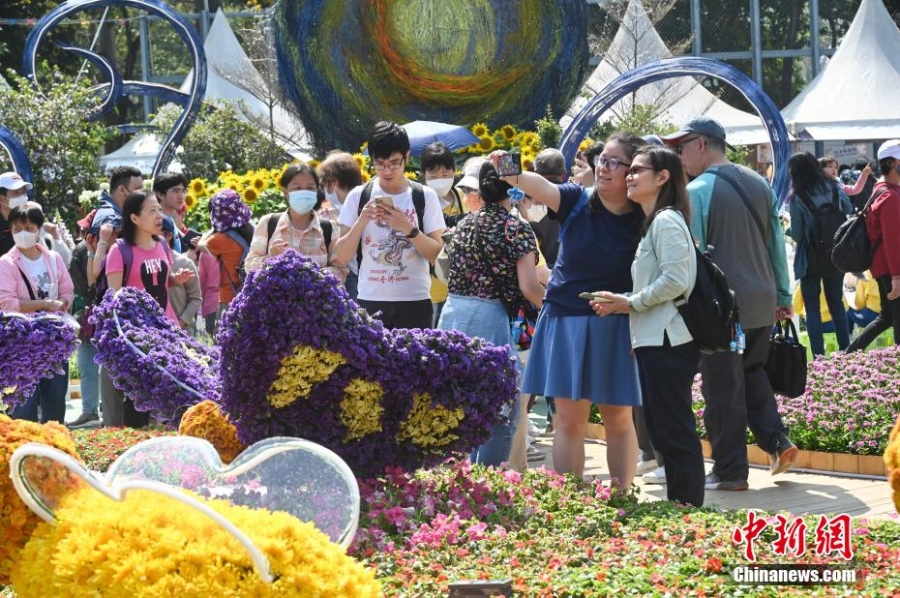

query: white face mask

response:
[426,178,454,199]
[13,230,38,249]
[288,190,318,215]
[324,186,343,211]
[527,203,548,221]
[8,195,27,209]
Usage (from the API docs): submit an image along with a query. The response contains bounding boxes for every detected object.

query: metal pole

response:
[75,6,109,84]
[810,0,824,156]
[690,0,702,56]
[139,15,152,121]
[201,0,211,41]
[750,0,763,86]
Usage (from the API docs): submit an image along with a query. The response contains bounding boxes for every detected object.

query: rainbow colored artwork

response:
[274,0,588,150]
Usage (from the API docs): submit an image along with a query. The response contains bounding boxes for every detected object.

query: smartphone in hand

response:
[578,292,612,302]
[374,196,395,210]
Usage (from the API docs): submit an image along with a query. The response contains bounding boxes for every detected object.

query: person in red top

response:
[197,189,254,329]
[849,139,900,350]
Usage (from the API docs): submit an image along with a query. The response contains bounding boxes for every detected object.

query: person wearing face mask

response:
[245,163,348,284]
[0,201,75,424]
[317,152,364,298]
[0,171,34,256]
[422,142,467,326]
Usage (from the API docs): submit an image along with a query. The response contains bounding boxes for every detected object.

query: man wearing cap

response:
[67,209,101,428]
[0,171,34,256]
[664,116,796,491]
[846,139,900,351]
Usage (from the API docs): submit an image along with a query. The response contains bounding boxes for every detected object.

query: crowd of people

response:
[2,117,899,508]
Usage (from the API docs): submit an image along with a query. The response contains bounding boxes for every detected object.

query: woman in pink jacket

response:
[0,202,74,423]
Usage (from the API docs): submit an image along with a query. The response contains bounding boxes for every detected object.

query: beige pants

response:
[507,392,531,471]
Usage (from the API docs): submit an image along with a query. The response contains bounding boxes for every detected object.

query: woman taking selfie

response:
[591,146,703,506]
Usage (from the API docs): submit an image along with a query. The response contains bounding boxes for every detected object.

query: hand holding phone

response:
[578,292,612,302]
[374,196,395,210]
[497,152,522,177]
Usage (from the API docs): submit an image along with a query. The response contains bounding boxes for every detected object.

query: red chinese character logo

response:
[771,514,807,557]
[814,514,854,560]
[732,511,768,561]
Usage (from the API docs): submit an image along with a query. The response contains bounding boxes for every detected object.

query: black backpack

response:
[796,182,847,277]
[676,244,739,354]
[831,188,885,274]
[356,180,425,268]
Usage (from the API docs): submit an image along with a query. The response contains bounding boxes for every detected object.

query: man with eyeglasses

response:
[153,172,190,253]
[335,121,446,329]
[663,116,797,492]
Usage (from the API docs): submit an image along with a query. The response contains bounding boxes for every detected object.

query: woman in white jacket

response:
[591,146,704,507]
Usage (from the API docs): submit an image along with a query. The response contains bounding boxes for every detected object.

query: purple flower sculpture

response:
[0,312,78,410]
[209,188,252,232]
[91,287,221,425]
[217,251,519,477]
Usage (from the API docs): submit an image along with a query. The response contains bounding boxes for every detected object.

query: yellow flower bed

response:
[885,413,900,513]
[11,487,381,596]
[0,415,82,584]
[178,400,246,464]
[268,346,347,409]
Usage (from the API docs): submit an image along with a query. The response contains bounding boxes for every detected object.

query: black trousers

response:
[700,326,787,481]
[635,339,703,507]
[357,298,434,330]
[847,274,900,351]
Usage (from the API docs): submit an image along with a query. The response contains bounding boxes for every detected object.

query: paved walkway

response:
[526,418,895,520]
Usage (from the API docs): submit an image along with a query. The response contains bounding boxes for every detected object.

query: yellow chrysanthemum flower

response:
[179,400,245,464]
[477,135,495,152]
[242,188,258,204]
[471,122,489,137]
[579,138,595,152]
[185,194,197,211]
[340,379,384,442]
[267,346,347,408]
[397,392,464,448]
[190,179,206,195]
[500,124,517,141]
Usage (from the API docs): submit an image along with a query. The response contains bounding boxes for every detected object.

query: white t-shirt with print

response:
[20,253,57,299]
[338,179,445,302]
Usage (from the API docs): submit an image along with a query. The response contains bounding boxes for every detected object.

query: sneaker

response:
[636,458,658,475]
[642,466,667,485]
[527,420,541,441]
[769,436,799,476]
[704,472,748,491]
[67,412,99,429]
[526,445,544,462]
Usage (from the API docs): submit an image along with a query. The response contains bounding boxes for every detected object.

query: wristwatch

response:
[406,227,420,239]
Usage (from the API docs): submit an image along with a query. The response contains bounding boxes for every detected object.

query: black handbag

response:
[765,320,808,398]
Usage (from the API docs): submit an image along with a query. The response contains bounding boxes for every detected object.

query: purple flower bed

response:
[91,288,220,425]
[691,347,900,455]
[217,251,520,476]
[0,312,78,409]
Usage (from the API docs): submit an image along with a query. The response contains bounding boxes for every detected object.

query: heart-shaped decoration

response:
[11,435,360,554]
[0,312,78,410]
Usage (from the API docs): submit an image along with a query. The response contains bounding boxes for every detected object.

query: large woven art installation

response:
[274,0,589,149]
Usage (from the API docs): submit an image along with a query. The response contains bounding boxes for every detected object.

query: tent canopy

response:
[781,0,900,141]
[566,0,772,145]
[98,133,163,174]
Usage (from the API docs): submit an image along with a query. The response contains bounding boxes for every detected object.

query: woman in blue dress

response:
[493,132,645,492]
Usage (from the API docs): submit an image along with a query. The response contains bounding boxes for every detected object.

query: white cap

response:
[877,139,900,161]
[0,171,33,192]
[457,157,486,191]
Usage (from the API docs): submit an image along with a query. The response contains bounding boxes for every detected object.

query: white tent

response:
[98,133,164,174]
[781,0,900,141]
[566,0,771,145]
[180,10,311,156]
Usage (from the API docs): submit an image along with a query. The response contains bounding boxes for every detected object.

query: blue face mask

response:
[288,190,318,215]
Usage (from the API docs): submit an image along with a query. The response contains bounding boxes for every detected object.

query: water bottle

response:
[734,323,746,354]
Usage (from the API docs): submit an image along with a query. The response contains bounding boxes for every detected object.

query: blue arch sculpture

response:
[0,126,35,197]
[560,57,791,207]
[24,0,207,177]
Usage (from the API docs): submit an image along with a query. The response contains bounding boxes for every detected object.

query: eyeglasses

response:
[596,156,631,171]
[626,165,656,177]
[675,137,701,155]
[373,158,405,172]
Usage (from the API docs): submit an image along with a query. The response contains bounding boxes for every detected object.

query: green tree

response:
[151,99,287,180]
[0,70,109,226]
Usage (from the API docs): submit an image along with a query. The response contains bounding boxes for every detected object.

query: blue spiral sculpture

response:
[0,126,35,197]
[24,0,207,177]
[560,57,791,207]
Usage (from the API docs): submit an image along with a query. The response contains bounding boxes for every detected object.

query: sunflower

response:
[471,122,489,137]
[252,177,266,191]
[360,171,371,183]
[190,179,206,195]
[522,157,535,172]
[185,194,197,211]
[579,138,595,152]
[352,153,369,170]
[477,135,495,152]
[242,188,259,204]
[404,171,419,181]
[500,124,517,141]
